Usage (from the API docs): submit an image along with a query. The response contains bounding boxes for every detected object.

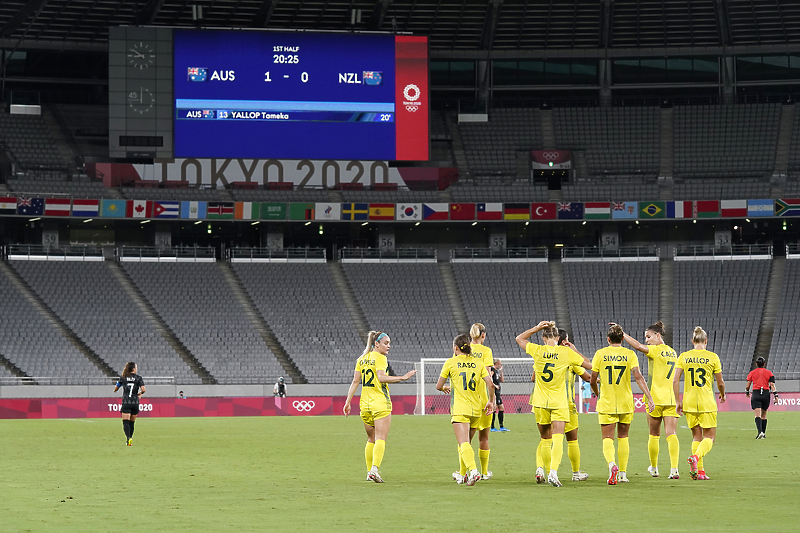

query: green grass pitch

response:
[2,412,799,532]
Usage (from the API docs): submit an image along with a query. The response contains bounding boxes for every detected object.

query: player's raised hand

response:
[403,369,417,380]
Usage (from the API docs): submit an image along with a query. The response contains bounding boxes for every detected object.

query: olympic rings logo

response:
[403,84,421,102]
[541,152,560,160]
[293,400,316,412]
[634,398,646,409]
[405,105,418,112]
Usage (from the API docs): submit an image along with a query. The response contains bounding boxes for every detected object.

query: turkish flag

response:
[530,203,556,220]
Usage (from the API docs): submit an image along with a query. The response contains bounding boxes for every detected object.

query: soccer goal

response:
[413,358,589,416]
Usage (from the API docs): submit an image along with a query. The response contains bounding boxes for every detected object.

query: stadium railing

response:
[7,244,104,261]
[561,246,660,262]
[786,243,800,259]
[228,247,326,263]
[0,376,176,386]
[673,244,772,260]
[450,247,548,262]
[118,246,216,262]
[339,247,437,263]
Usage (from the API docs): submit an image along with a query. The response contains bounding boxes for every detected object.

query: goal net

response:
[413,358,589,415]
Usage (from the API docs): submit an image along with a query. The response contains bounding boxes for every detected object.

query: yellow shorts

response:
[648,405,679,418]
[361,408,391,426]
[685,411,717,429]
[564,408,579,433]
[534,406,571,425]
[598,412,634,425]
[452,414,482,428]
[477,411,492,431]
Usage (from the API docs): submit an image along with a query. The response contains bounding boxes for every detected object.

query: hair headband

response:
[375,333,387,342]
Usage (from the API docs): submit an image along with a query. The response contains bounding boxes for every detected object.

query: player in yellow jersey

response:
[614,320,681,479]
[344,331,417,483]
[591,324,655,485]
[437,333,496,487]
[516,321,592,487]
[673,326,726,481]
[452,323,496,484]
[532,328,592,482]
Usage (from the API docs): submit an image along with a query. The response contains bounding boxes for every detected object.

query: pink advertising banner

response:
[0,393,795,420]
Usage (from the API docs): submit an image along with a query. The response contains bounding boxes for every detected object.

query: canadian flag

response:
[126,200,151,218]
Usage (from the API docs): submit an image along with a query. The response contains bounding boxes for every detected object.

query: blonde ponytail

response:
[362,331,388,356]
[692,326,707,344]
[470,323,486,341]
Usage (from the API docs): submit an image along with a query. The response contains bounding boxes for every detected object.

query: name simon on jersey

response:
[457,362,477,369]
[684,357,710,364]
[603,355,628,362]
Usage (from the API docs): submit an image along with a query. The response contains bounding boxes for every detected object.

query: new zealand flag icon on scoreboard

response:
[187,67,208,82]
[363,71,383,86]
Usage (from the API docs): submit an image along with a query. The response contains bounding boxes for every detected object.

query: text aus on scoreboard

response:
[179,69,392,124]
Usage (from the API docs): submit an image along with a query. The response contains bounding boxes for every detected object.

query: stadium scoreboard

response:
[109,27,429,161]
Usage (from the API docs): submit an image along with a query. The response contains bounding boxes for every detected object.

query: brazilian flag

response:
[639,201,666,219]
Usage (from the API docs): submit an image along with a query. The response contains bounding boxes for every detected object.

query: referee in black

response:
[746,357,778,439]
[114,362,145,446]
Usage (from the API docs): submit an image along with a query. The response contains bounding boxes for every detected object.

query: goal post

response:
[413,358,588,416]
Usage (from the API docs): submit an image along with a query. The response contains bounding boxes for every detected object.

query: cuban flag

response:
[153,201,180,219]
[187,67,207,82]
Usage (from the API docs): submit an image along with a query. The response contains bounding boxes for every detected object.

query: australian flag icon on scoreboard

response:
[187,67,208,82]
[363,71,383,86]
[202,110,215,119]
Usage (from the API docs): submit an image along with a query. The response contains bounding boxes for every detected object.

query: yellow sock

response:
[372,439,386,469]
[459,446,467,476]
[550,433,565,471]
[459,442,477,472]
[365,442,375,471]
[536,440,545,470]
[667,434,680,470]
[691,440,704,471]
[540,439,552,472]
[618,437,630,472]
[603,438,616,465]
[648,435,660,468]
[567,440,581,472]
[479,449,490,476]
[696,438,713,459]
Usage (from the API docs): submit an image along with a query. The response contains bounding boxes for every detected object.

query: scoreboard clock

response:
[109,27,172,159]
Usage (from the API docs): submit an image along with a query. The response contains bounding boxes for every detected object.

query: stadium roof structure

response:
[0,0,799,55]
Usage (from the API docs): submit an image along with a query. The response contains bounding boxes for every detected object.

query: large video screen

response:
[173,30,428,161]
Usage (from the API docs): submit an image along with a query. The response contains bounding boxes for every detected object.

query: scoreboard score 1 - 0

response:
[174,30,429,161]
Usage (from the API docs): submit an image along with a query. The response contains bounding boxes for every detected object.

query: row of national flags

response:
[2,197,800,220]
